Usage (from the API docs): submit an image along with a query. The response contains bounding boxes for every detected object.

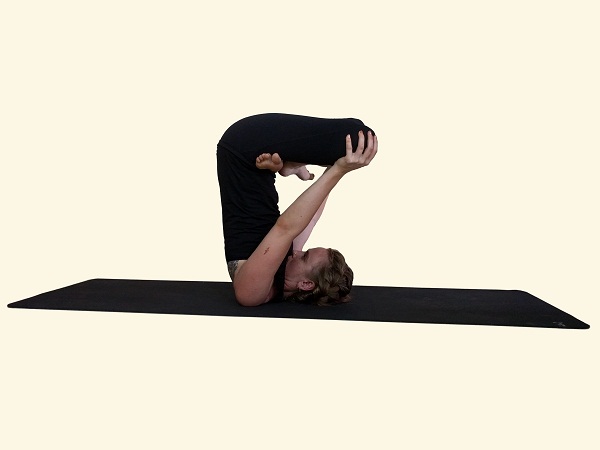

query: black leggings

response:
[217,113,376,166]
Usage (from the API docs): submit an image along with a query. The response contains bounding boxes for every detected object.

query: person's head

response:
[284,247,353,306]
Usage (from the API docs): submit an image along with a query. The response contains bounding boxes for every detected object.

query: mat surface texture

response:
[7,278,589,329]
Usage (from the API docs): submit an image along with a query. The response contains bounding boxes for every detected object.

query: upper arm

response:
[233,220,294,306]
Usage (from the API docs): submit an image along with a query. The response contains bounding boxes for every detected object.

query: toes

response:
[256,153,270,162]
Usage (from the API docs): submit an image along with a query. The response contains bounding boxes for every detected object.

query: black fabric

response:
[216,144,281,262]
[218,113,375,166]
[7,279,590,329]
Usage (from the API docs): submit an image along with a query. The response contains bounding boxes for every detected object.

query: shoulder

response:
[228,259,278,304]
[227,260,245,281]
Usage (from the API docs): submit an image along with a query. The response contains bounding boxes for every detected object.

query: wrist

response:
[328,164,347,178]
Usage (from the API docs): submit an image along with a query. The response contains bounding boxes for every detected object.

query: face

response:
[285,247,330,289]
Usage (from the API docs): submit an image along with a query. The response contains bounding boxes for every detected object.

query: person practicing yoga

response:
[217,113,377,306]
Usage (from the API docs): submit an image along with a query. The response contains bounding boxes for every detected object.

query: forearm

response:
[278,166,344,238]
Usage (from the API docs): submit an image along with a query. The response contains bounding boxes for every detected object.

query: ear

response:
[297,279,315,291]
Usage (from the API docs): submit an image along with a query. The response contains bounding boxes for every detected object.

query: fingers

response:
[357,130,365,154]
[345,134,353,157]
[365,134,377,164]
[361,131,372,159]
[362,131,377,164]
[344,130,377,167]
[369,134,378,163]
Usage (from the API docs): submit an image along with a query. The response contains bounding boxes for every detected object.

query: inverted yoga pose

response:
[217,113,377,306]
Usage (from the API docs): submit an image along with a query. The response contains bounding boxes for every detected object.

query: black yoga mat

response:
[7,278,589,329]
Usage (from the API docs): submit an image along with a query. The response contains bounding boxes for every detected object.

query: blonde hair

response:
[287,248,353,306]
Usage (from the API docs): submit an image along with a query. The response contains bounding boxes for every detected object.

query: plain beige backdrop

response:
[1,1,598,449]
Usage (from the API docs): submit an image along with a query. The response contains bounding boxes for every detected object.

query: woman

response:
[217,113,377,306]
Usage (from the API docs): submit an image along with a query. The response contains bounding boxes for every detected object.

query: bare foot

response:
[256,153,314,180]
[256,153,283,172]
[279,162,315,180]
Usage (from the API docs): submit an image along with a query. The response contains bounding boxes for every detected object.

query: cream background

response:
[1,1,598,448]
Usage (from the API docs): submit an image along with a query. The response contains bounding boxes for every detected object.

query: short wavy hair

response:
[287,248,353,306]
